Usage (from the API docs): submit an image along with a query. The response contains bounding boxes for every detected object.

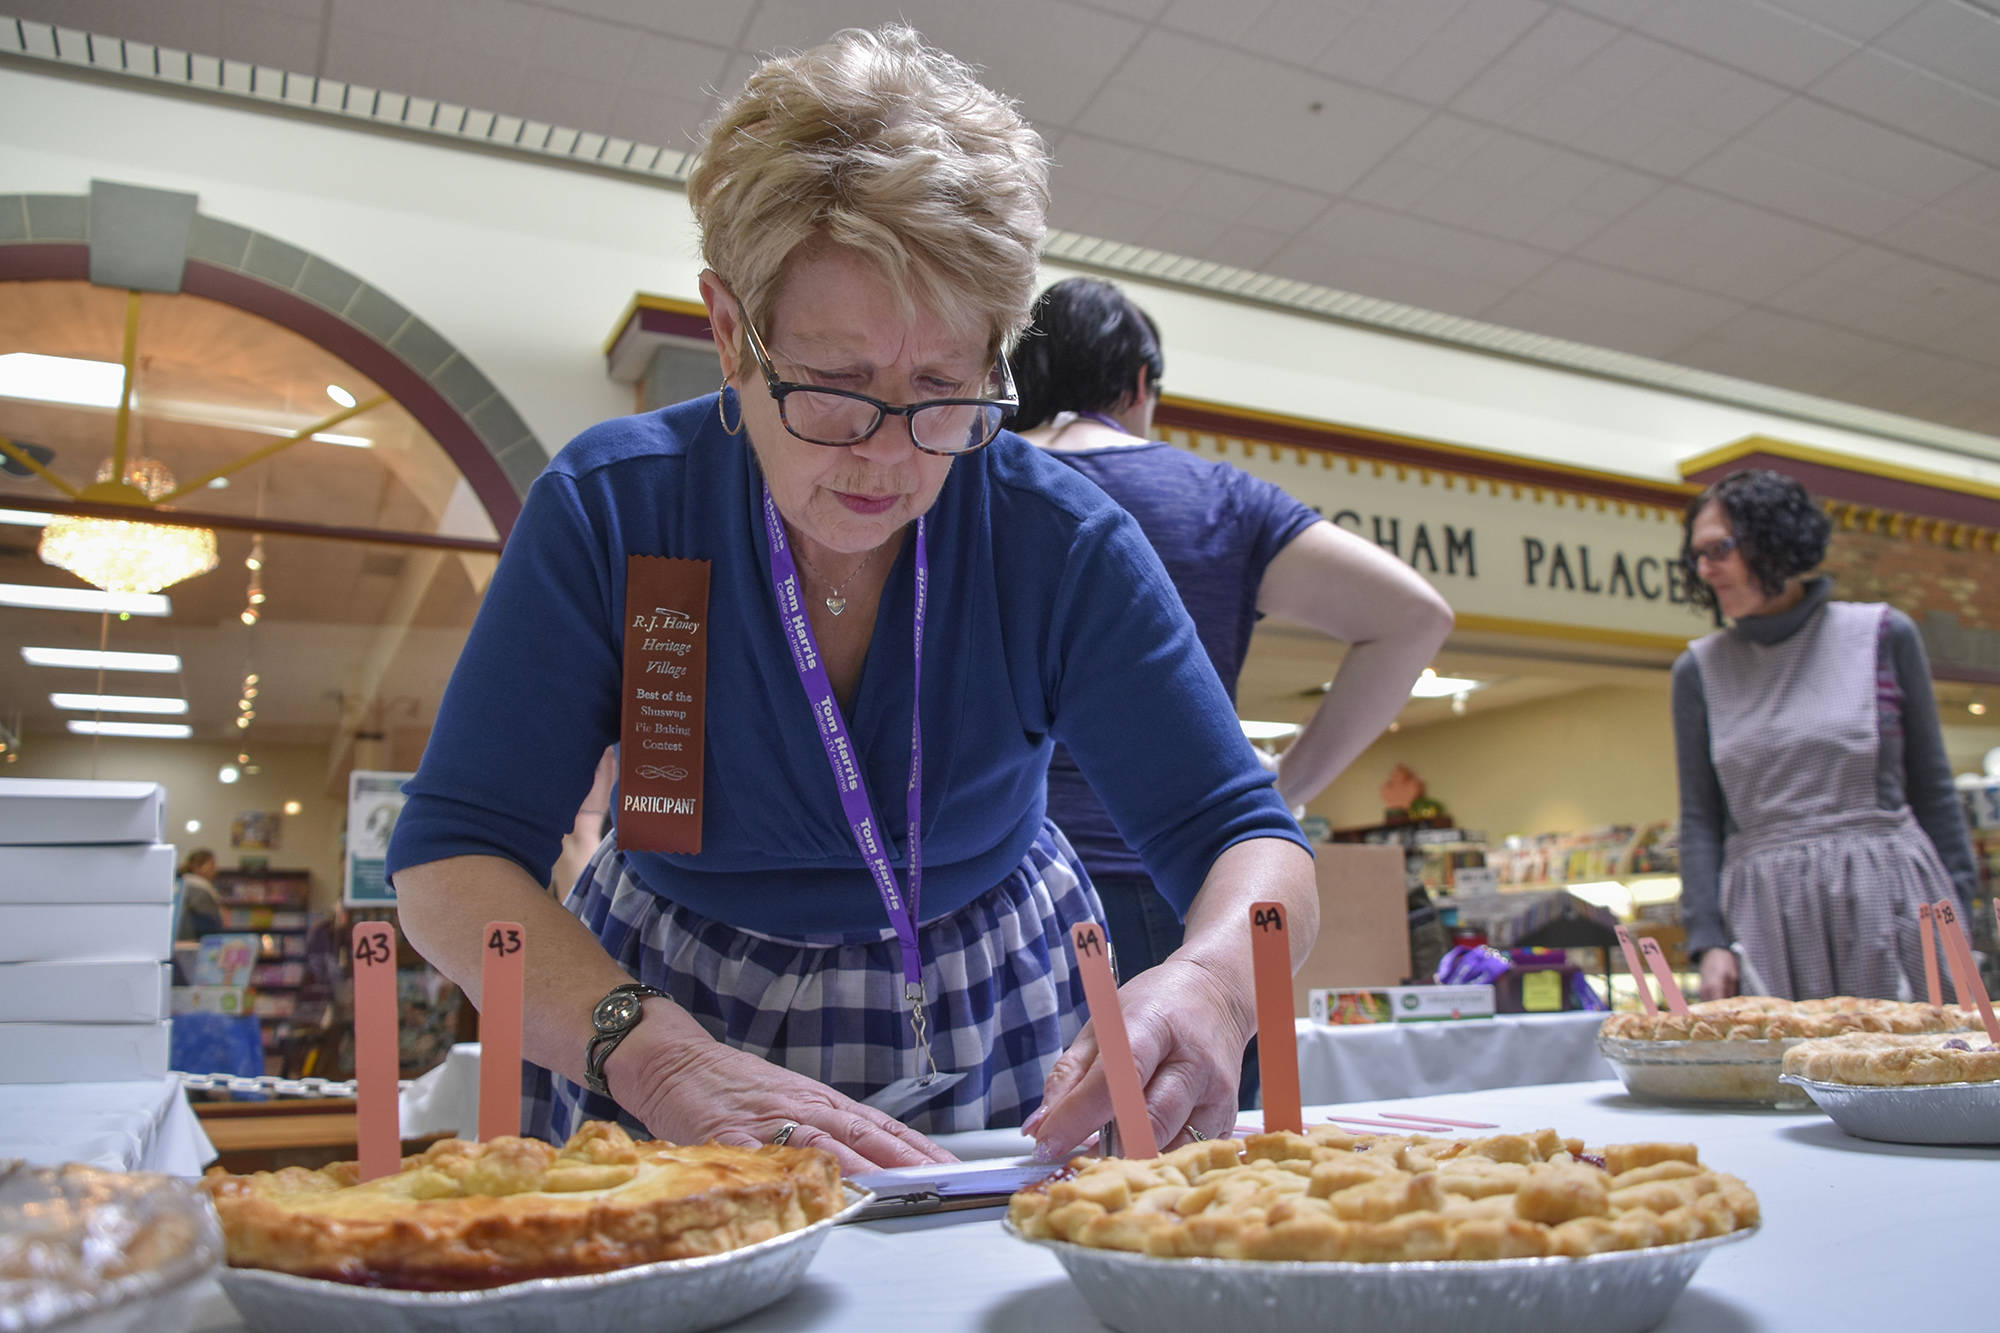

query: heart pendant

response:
[825,596,847,616]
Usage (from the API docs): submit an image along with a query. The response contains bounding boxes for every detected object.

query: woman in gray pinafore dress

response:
[1672,470,1979,1002]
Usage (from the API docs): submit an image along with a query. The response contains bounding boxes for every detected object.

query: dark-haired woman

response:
[1674,469,1977,1002]
[1013,277,1453,989]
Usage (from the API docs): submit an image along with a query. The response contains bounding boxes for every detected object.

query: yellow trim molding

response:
[602,292,710,357]
[1679,435,2000,505]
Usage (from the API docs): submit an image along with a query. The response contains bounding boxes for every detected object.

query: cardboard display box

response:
[1291,843,1412,1015]
[0,843,176,903]
[0,961,172,1022]
[1309,984,1497,1025]
[0,903,174,963]
[0,778,166,846]
[0,1020,171,1082]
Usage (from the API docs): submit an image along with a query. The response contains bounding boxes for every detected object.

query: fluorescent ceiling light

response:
[1410,669,1485,699]
[23,646,182,672]
[67,719,192,738]
[0,508,51,527]
[1241,719,1302,741]
[0,353,125,407]
[312,432,372,448]
[51,691,189,715]
[326,384,357,408]
[0,584,171,615]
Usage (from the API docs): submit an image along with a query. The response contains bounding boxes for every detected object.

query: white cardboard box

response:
[0,903,174,962]
[1309,985,1497,1025]
[0,778,166,846]
[0,843,176,903]
[0,1020,171,1082]
[0,961,172,1022]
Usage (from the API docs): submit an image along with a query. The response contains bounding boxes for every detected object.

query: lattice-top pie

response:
[1008,1127,1758,1263]
[199,1121,844,1290]
[1783,1031,2000,1086]
[1601,996,1977,1042]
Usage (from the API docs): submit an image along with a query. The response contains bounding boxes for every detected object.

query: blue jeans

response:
[1092,870,1261,1111]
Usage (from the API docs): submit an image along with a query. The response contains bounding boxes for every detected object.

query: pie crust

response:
[198,1121,844,1290]
[1008,1127,1758,1262]
[1782,1031,2000,1086]
[1600,996,1977,1042]
[1,1160,221,1329]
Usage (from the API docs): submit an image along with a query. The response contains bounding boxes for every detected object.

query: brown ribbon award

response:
[618,556,709,854]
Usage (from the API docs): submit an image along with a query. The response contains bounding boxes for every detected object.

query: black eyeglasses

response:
[1687,536,1740,566]
[739,305,1016,456]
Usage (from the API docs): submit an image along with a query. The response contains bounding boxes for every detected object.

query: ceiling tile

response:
[1877,0,2000,101]
[514,69,618,134]
[1578,184,1855,300]
[612,29,731,91]
[1673,307,1894,391]
[1161,0,1360,66]
[218,3,323,71]
[1050,134,1206,210]
[1295,199,1554,287]
[1934,170,2000,227]
[1198,223,1295,271]
[1269,239,1523,316]
[1478,257,1747,357]
[1630,0,1859,87]
[1742,97,1984,201]
[541,0,746,48]
[1381,0,1550,104]
[1685,141,1924,237]
[1765,245,1994,346]
[1089,0,1177,17]
[323,22,432,94]
[433,0,540,63]
[1449,7,1622,123]
[1309,0,1473,88]
[4,0,222,54]
[602,87,715,154]
[1810,50,2000,168]
[1760,0,1927,43]
[1348,157,1447,211]
[329,0,445,42]
[1175,166,1331,230]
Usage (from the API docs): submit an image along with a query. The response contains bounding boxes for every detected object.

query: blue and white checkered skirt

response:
[524,819,1101,1143]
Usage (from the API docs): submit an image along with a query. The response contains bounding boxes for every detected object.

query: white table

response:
[1293,1012,1613,1103]
[189,1080,1994,1330]
[0,1076,215,1175]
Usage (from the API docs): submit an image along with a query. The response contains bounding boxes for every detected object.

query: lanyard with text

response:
[761,481,939,1084]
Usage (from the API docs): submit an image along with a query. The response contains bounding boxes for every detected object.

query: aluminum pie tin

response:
[1596,1033,1811,1108]
[214,1185,870,1333]
[1006,1219,1756,1333]
[1780,1073,2000,1145]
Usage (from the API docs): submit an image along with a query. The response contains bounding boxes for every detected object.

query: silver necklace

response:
[794,542,885,616]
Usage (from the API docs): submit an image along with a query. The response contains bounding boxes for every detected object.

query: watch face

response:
[594,992,643,1032]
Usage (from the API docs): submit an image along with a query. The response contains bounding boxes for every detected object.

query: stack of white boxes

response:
[0,777,176,1082]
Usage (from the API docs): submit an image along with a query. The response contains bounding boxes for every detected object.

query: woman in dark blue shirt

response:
[387,27,1314,1173]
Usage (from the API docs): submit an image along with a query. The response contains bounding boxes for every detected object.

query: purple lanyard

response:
[761,482,937,1076]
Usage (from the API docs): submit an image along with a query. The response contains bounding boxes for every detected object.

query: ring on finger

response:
[772,1120,800,1148]
[1188,1127,1208,1142]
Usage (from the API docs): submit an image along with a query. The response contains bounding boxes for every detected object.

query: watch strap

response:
[583,983,665,1097]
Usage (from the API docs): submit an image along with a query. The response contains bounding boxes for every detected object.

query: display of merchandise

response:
[209,869,315,1069]
[0,778,175,1083]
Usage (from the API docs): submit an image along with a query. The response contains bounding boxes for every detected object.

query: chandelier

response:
[38,457,219,595]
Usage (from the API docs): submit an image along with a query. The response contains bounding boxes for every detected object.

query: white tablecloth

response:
[188,1080,1996,1330]
[1294,1012,1613,1103]
[0,1076,215,1176]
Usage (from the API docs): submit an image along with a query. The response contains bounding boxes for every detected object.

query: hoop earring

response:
[718,383,743,436]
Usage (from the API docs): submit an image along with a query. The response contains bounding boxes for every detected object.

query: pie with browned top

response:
[1008,1127,1758,1263]
[198,1121,844,1290]
[1782,1031,2000,1086]
[1601,996,1977,1042]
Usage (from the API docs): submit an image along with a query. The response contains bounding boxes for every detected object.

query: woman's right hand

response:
[607,1019,956,1174]
[1698,948,1740,1002]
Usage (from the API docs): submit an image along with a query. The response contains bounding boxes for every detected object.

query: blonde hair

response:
[689,25,1049,361]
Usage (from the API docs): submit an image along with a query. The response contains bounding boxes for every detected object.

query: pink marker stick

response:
[1614,925,1657,1014]
[351,922,400,1182]
[1070,922,1156,1159]
[1376,1112,1502,1130]
[1249,902,1303,1135]
[1919,902,1942,1008]
[1934,901,2000,1045]
[478,921,526,1141]
[1638,937,1689,1015]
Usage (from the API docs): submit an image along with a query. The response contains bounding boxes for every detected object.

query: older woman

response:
[1674,469,1977,1003]
[387,26,1315,1173]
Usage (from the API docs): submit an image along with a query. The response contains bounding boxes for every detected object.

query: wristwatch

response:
[584,982,666,1097]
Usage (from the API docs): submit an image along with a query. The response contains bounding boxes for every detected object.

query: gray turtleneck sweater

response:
[1672,576,1979,960]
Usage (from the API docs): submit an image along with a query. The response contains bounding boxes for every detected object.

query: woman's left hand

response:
[1023,954,1251,1161]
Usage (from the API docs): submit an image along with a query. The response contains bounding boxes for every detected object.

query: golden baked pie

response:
[199,1121,844,1290]
[1601,996,1977,1042]
[1008,1127,1758,1262]
[1783,1031,2000,1086]
[1,1161,221,1329]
